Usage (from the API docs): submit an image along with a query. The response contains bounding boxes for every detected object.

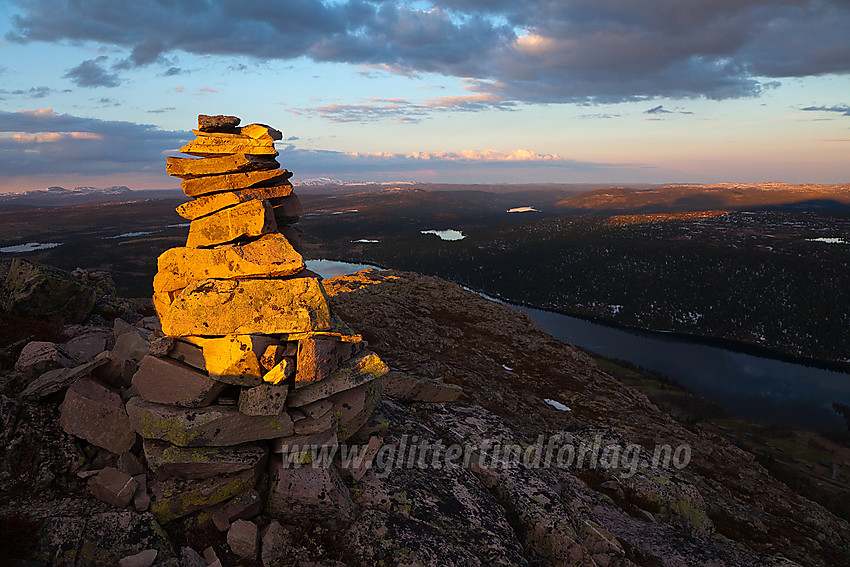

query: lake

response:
[307,260,850,431]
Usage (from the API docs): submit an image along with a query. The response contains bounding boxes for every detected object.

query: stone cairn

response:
[55,115,389,551]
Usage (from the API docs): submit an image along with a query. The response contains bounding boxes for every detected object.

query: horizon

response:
[0,1,848,193]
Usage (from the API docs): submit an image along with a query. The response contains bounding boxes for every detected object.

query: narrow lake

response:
[307,260,850,431]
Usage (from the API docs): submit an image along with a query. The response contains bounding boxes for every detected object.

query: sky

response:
[0,0,848,193]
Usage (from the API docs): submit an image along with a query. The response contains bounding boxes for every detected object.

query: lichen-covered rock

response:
[166,152,276,180]
[329,378,382,441]
[143,439,267,480]
[158,275,332,337]
[154,233,303,292]
[185,198,276,248]
[149,467,259,524]
[287,350,387,407]
[267,460,354,523]
[1,258,96,323]
[176,183,294,220]
[126,397,294,447]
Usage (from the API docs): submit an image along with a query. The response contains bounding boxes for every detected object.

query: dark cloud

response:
[11,86,52,98]
[63,56,121,87]
[291,94,516,123]
[163,67,183,76]
[0,108,187,176]
[801,105,850,117]
[644,105,671,114]
[8,0,850,103]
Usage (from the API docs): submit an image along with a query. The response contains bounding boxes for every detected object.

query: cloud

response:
[291,93,515,123]
[163,67,183,76]
[7,1,850,104]
[0,107,187,176]
[644,105,672,114]
[801,105,850,117]
[11,86,52,98]
[63,56,121,87]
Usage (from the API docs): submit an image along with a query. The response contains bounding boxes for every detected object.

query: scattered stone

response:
[180,547,206,567]
[126,397,294,447]
[143,439,267,479]
[118,549,157,567]
[88,466,139,507]
[14,341,74,374]
[90,350,137,388]
[203,546,220,565]
[148,334,175,357]
[63,331,108,363]
[113,330,150,362]
[238,382,288,416]
[267,460,354,522]
[211,489,263,531]
[60,378,137,454]
[118,451,146,476]
[185,198,277,248]
[159,275,332,337]
[227,519,259,559]
[132,355,226,407]
[288,350,388,407]
[338,436,383,483]
[260,520,291,567]
[18,355,110,400]
[133,474,151,512]
[382,370,463,402]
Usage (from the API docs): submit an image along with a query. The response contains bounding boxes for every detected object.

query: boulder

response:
[88,466,139,507]
[294,409,334,436]
[166,339,206,370]
[143,439,267,479]
[227,519,258,560]
[1,258,96,323]
[113,330,150,362]
[90,350,137,388]
[287,350,387,407]
[132,355,226,407]
[62,329,109,362]
[159,275,332,337]
[185,199,276,248]
[126,397,294,447]
[14,341,74,374]
[176,183,293,220]
[167,153,277,180]
[180,168,289,197]
[267,459,354,523]
[155,234,303,292]
[59,378,136,454]
[133,474,151,512]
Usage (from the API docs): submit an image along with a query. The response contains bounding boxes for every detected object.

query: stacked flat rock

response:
[130,114,387,524]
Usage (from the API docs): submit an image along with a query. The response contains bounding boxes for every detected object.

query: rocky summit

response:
[0,117,849,566]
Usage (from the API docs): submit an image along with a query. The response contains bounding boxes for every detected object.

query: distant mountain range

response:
[0,186,185,210]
